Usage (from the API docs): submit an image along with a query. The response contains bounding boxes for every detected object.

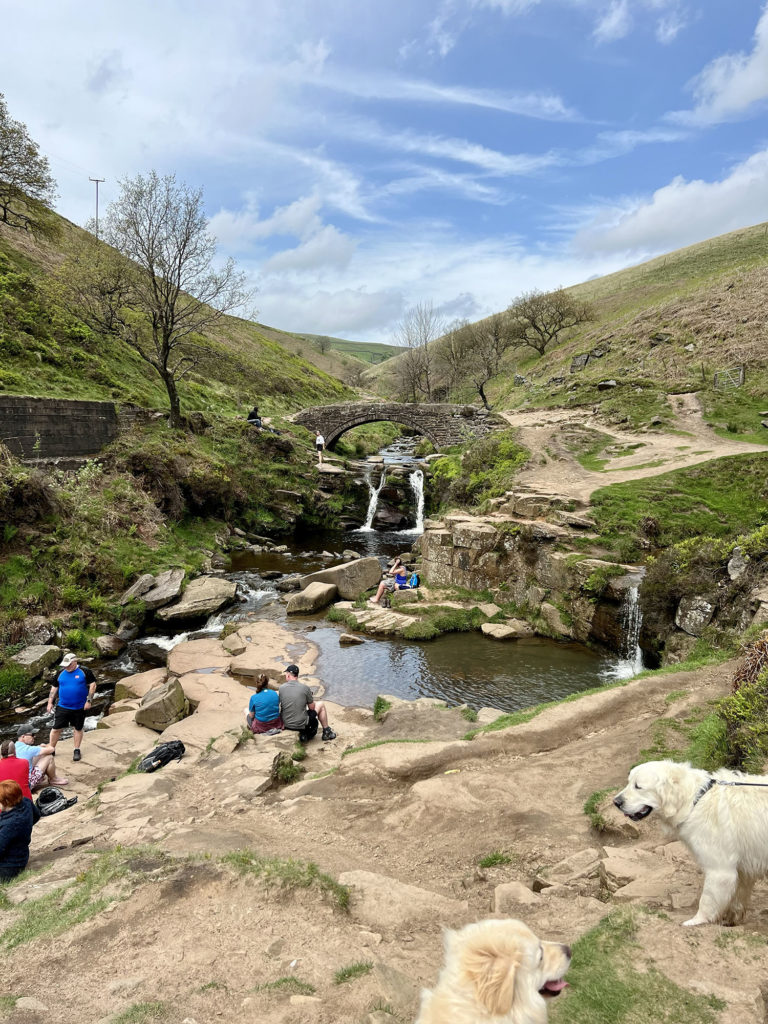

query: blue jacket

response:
[0,798,33,880]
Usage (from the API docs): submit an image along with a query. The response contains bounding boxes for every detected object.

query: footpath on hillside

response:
[501,391,768,505]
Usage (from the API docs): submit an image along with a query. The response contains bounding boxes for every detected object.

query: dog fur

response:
[614,759,768,926]
[416,918,570,1024]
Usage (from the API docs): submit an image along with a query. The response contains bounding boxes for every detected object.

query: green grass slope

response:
[365,220,768,440]
[300,333,400,365]
[0,217,353,418]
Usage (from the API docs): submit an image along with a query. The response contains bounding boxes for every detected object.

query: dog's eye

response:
[634,782,641,789]
[537,946,543,962]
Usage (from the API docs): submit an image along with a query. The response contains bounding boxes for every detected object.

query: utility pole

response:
[89,177,105,239]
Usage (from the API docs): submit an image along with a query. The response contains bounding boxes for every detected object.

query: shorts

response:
[287,708,319,742]
[29,765,46,790]
[382,578,396,593]
[249,715,284,735]
[53,706,87,731]
[316,443,323,452]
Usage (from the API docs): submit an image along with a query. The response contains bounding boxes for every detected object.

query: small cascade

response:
[615,582,644,678]
[357,466,387,532]
[400,468,425,535]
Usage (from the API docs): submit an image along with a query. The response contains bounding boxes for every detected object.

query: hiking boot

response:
[72,748,81,762]
[322,727,336,742]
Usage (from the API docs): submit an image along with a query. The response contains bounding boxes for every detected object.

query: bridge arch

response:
[292,402,504,451]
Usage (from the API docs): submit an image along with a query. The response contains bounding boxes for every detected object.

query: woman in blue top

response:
[245,675,283,734]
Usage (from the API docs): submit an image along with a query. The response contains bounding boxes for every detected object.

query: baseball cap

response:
[17,725,33,739]
[285,664,300,676]
[60,653,77,668]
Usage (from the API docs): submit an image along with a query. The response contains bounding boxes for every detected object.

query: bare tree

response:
[508,287,594,356]
[464,313,514,409]
[435,318,472,394]
[392,301,446,402]
[0,93,57,235]
[58,172,254,428]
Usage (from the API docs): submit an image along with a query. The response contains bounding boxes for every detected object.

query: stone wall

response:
[293,401,505,450]
[418,513,638,653]
[0,395,119,459]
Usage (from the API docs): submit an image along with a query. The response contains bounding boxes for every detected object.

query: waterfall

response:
[357,467,387,532]
[614,583,644,678]
[401,468,425,534]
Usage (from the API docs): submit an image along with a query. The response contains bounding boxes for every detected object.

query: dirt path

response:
[501,392,768,504]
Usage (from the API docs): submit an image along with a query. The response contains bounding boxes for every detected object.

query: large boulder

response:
[298,557,383,600]
[142,569,185,611]
[156,576,237,622]
[119,573,156,606]
[94,635,126,658]
[134,676,189,732]
[20,616,55,646]
[10,644,61,679]
[286,581,338,614]
[675,596,715,636]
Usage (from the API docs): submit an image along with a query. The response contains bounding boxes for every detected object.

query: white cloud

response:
[656,11,686,44]
[671,3,768,124]
[571,147,768,256]
[263,224,357,272]
[593,0,632,43]
[308,69,579,121]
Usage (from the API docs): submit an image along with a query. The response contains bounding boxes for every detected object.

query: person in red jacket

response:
[0,740,32,801]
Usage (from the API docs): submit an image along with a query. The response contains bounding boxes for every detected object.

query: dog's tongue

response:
[541,980,569,995]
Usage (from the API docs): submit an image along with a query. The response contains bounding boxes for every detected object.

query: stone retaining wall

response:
[0,395,119,459]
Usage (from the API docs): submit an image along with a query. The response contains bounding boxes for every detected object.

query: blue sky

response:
[4,1,768,340]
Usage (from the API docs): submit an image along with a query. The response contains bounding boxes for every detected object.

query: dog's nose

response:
[613,795,623,809]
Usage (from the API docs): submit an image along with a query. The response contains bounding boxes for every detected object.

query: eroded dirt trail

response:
[501,393,768,504]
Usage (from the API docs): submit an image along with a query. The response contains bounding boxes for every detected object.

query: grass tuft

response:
[221,849,349,910]
[334,960,374,984]
[478,851,513,868]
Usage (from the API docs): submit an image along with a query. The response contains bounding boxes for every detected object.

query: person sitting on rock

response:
[0,780,34,881]
[368,557,405,605]
[15,726,68,790]
[246,404,262,428]
[245,675,284,734]
[278,665,336,742]
[0,740,32,801]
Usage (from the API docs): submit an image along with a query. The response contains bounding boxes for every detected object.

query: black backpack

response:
[136,740,185,773]
[35,787,78,816]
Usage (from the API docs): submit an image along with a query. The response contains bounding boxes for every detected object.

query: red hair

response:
[0,780,23,808]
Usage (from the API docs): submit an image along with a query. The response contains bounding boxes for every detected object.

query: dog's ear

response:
[461,945,518,1016]
[653,761,689,817]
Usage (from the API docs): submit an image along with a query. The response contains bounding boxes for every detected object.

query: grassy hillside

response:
[300,333,400,365]
[365,220,768,440]
[0,217,353,419]
[248,324,370,386]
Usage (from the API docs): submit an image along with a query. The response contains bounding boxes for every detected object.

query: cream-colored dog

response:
[416,918,570,1024]
[614,759,768,926]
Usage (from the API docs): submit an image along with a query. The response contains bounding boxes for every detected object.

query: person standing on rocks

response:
[279,665,336,742]
[315,431,325,465]
[47,653,97,762]
[15,726,68,790]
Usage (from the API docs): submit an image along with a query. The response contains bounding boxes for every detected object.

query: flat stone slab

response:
[142,569,185,610]
[338,870,468,932]
[156,576,237,621]
[11,644,61,678]
[166,639,231,676]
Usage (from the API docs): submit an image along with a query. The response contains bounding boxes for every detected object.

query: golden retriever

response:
[614,759,768,926]
[416,918,571,1024]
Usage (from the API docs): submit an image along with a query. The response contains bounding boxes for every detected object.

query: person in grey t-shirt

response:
[278,665,336,742]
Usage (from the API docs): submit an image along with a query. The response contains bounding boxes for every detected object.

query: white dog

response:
[614,759,768,926]
[416,918,570,1024]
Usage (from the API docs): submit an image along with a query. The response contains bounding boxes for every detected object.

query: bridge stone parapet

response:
[292,402,505,450]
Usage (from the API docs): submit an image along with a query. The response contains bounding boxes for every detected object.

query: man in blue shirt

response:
[47,653,97,762]
[16,726,68,789]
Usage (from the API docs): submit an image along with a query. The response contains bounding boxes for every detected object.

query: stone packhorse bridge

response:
[292,401,505,450]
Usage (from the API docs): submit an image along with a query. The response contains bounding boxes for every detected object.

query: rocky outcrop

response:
[481,621,534,640]
[141,569,185,611]
[134,676,189,732]
[156,576,237,622]
[287,581,338,614]
[675,596,715,636]
[94,635,126,657]
[119,573,156,606]
[11,644,61,678]
[299,556,383,600]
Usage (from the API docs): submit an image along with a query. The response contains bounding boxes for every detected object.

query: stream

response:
[1,438,636,739]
